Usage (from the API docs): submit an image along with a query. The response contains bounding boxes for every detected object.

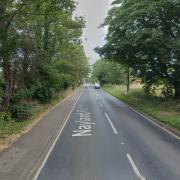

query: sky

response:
[75,0,113,65]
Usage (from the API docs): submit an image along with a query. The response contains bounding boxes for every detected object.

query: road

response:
[35,88,180,180]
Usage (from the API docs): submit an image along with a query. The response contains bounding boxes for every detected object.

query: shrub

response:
[161,83,174,98]
[10,104,32,121]
[33,85,54,103]
[11,88,34,103]
[29,81,54,103]
[0,112,12,122]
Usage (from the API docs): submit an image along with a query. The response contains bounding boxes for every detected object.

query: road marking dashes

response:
[105,112,118,135]
[126,153,146,180]
[98,102,103,109]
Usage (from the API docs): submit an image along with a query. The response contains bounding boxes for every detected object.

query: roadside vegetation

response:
[92,60,126,85]
[92,62,180,130]
[0,89,72,138]
[103,84,180,130]
[0,1,89,139]
[93,0,180,131]
[96,0,180,99]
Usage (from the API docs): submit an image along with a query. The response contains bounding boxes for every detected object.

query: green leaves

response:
[0,0,89,111]
[97,0,180,98]
[92,60,126,85]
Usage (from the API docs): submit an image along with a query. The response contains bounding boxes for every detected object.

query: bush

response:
[161,83,174,98]
[0,112,12,122]
[33,85,54,103]
[10,104,32,121]
[11,88,34,103]
[28,80,54,103]
[0,112,12,138]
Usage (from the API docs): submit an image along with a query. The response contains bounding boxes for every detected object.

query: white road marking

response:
[98,102,103,109]
[72,110,95,137]
[105,112,118,135]
[121,142,124,145]
[126,153,146,180]
[127,106,180,140]
[33,90,83,180]
[104,91,180,140]
[72,130,92,137]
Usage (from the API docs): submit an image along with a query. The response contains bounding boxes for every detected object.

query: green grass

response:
[103,85,180,130]
[0,118,31,138]
[0,100,54,139]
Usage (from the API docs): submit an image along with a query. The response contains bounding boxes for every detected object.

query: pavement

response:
[0,87,180,180]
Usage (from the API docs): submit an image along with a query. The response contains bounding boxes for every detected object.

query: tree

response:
[96,0,180,98]
[92,60,126,85]
[0,0,89,111]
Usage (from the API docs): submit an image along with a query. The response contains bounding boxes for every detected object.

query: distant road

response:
[35,87,180,180]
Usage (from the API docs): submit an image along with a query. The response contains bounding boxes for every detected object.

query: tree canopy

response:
[96,0,180,98]
[92,60,126,85]
[0,0,89,113]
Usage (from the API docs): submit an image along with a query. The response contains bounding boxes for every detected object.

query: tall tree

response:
[92,60,126,85]
[0,0,89,109]
[97,0,180,98]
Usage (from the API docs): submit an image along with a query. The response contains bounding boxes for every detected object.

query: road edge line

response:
[103,90,180,140]
[127,106,180,140]
[32,89,83,180]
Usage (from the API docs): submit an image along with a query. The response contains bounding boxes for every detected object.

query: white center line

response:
[105,112,118,135]
[126,153,146,180]
[98,102,103,109]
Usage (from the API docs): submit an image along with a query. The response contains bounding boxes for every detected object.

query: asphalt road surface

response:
[35,88,180,180]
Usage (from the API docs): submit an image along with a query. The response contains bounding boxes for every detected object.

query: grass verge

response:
[103,85,180,131]
[0,89,74,150]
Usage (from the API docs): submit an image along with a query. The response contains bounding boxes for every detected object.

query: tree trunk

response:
[174,82,180,99]
[173,66,180,99]
[175,87,180,99]
[0,1,12,109]
[127,65,130,94]
[1,1,13,109]
[2,31,12,109]
[3,60,12,108]
[43,17,50,51]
